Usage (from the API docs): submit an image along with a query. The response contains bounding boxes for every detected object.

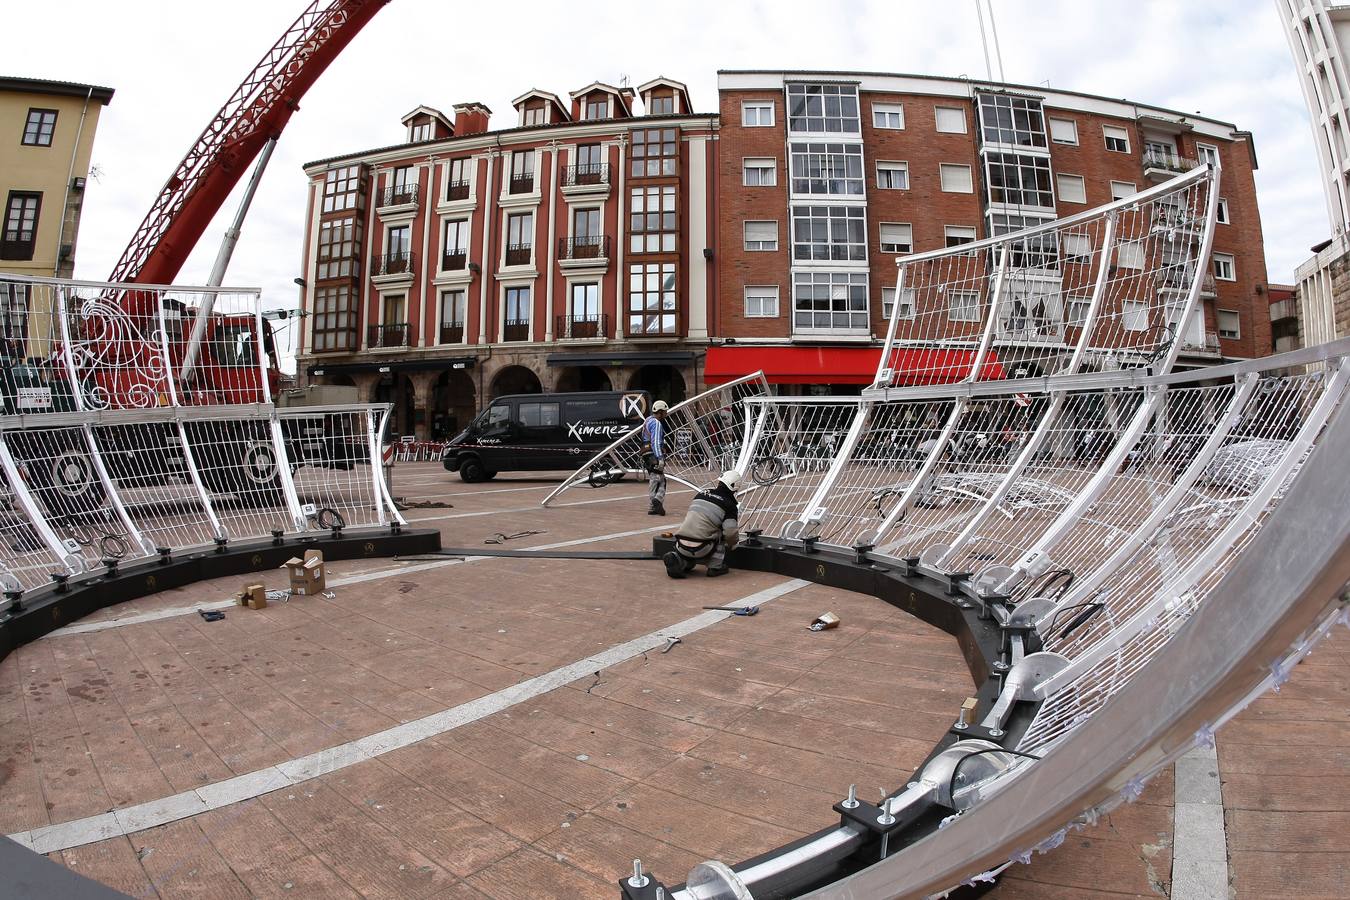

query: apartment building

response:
[710,70,1270,393]
[297,77,716,438]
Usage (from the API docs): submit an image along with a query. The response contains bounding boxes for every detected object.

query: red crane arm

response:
[108,0,389,290]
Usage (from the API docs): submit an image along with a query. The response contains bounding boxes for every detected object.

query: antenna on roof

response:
[620,73,631,88]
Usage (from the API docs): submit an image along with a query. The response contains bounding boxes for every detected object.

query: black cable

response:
[946,747,1042,808]
[1043,600,1105,642]
[315,507,346,530]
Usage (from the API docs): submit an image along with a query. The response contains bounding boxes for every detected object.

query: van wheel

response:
[482,471,497,480]
[459,457,486,483]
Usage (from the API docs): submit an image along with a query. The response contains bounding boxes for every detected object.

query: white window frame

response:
[744,285,780,318]
[742,101,775,127]
[872,102,905,129]
[1117,240,1146,270]
[947,290,982,323]
[743,157,777,187]
[1217,308,1241,339]
[879,222,913,254]
[882,286,915,320]
[1110,180,1137,201]
[1063,232,1092,265]
[1103,124,1131,153]
[944,225,977,251]
[1048,117,1078,145]
[1067,296,1092,325]
[1196,142,1220,168]
[939,163,973,193]
[1216,197,1230,225]
[1213,252,1236,281]
[743,220,779,252]
[1056,173,1086,204]
[935,106,967,134]
[876,160,909,190]
[1120,299,1148,332]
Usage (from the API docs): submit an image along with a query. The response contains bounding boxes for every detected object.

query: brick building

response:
[297,77,716,439]
[709,70,1271,393]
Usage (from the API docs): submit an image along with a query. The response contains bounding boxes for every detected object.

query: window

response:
[939,163,973,193]
[629,262,678,334]
[408,122,432,142]
[1067,296,1092,325]
[948,291,982,322]
[985,152,1054,207]
[1110,180,1136,200]
[744,285,780,318]
[569,282,600,328]
[792,272,869,331]
[385,225,410,256]
[584,96,609,120]
[743,157,777,186]
[442,219,469,269]
[872,103,904,129]
[879,223,912,254]
[21,109,57,147]
[322,165,363,213]
[935,106,967,134]
[1117,240,1145,270]
[504,286,531,339]
[1119,300,1148,331]
[1217,309,1241,339]
[519,401,561,428]
[440,290,467,343]
[311,285,357,351]
[742,102,775,127]
[1213,252,1236,281]
[876,161,909,190]
[1062,232,1092,264]
[977,93,1047,147]
[790,205,866,261]
[786,83,860,134]
[381,293,406,327]
[649,94,675,115]
[1196,143,1220,168]
[505,213,533,264]
[630,185,677,252]
[882,287,915,319]
[945,225,977,249]
[522,105,546,126]
[1217,198,1230,225]
[572,207,601,240]
[446,157,470,200]
[988,212,1058,269]
[743,220,778,251]
[789,142,864,195]
[316,219,360,279]
[631,127,678,177]
[1056,174,1086,204]
[1103,125,1131,153]
[509,152,534,193]
[1048,117,1078,145]
[392,165,415,189]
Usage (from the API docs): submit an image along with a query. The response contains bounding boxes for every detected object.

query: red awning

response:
[704,346,1003,385]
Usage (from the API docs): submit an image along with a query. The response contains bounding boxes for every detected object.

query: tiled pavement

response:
[0,462,1345,898]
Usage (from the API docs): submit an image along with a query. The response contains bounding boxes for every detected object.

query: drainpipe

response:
[56,87,94,277]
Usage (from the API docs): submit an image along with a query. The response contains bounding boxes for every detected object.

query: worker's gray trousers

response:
[648,470,666,508]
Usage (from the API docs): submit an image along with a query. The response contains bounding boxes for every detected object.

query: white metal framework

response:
[0,273,402,595]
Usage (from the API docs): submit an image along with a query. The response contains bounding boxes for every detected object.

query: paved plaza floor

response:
[0,463,1344,898]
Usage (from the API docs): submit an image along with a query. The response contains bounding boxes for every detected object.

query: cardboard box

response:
[281,549,326,595]
[237,582,267,610]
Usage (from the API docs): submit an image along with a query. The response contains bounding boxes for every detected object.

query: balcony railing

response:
[1142,149,1200,174]
[562,163,610,187]
[372,250,415,276]
[1180,330,1223,354]
[368,323,411,349]
[441,250,467,271]
[508,174,535,194]
[557,235,610,261]
[556,313,609,339]
[504,243,532,266]
[380,182,420,207]
[444,179,470,201]
[439,322,465,344]
[502,319,531,342]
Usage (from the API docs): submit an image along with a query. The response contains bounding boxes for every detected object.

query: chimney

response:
[452,102,492,137]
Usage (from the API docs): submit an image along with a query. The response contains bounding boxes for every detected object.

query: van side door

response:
[516,399,566,470]
[477,400,517,470]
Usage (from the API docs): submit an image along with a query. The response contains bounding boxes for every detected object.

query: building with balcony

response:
[711,70,1271,393]
[297,77,715,439]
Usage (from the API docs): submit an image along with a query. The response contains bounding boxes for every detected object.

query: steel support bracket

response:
[834,798,918,837]
[618,876,669,900]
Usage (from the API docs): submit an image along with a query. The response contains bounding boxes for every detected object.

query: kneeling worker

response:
[664,470,741,578]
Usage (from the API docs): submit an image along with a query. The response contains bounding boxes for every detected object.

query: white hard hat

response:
[652,400,669,412]
[719,469,742,491]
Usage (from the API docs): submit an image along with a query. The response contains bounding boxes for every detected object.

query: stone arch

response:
[490,365,542,399]
[627,365,687,405]
[554,365,613,393]
[433,368,477,438]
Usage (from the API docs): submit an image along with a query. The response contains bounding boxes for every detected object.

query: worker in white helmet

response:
[641,399,670,515]
[664,470,741,578]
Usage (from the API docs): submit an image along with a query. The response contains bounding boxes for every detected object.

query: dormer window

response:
[649,94,674,115]
[408,122,432,142]
[523,105,546,127]
[585,96,609,120]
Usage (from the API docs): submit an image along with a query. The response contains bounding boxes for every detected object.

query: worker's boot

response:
[706,565,729,577]
[648,502,665,516]
[663,551,686,579]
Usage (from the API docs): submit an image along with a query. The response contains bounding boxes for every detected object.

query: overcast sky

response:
[6,0,1326,367]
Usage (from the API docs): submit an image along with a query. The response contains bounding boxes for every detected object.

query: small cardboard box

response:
[281,549,326,595]
[237,582,267,610]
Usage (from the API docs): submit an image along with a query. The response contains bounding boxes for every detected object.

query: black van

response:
[442,390,652,482]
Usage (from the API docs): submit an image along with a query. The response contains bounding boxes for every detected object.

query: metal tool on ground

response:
[660,636,681,653]
[484,529,546,544]
[808,612,841,632]
[703,605,760,616]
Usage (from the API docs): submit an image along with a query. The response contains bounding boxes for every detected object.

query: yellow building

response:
[0,77,114,280]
